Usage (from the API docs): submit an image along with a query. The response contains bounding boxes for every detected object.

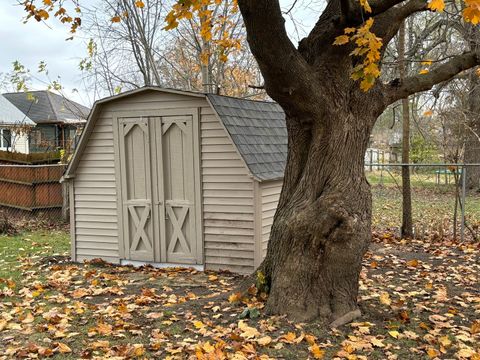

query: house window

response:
[0,129,11,150]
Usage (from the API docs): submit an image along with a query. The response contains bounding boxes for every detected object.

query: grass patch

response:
[0,230,69,282]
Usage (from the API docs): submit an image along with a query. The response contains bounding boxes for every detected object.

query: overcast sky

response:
[0,2,92,105]
[0,1,319,108]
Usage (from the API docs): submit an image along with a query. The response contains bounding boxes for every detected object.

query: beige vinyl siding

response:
[73,111,120,264]
[201,106,256,274]
[260,179,283,259]
[72,91,207,264]
[71,90,261,273]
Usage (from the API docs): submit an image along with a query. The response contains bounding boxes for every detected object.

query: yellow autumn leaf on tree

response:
[464,0,480,24]
[334,35,350,45]
[111,16,121,23]
[359,0,372,13]
[335,17,382,91]
[360,77,375,91]
[428,0,445,12]
[135,1,145,8]
[36,9,50,20]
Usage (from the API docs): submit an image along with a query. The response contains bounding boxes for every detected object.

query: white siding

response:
[72,112,120,264]
[259,179,283,259]
[12,130,29,154]
[200,106,256,274]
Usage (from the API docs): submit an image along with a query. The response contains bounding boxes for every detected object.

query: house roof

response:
[207,94,286,181]
[2,91,90,125]
[64,87,287,182]
[0,94,35,126]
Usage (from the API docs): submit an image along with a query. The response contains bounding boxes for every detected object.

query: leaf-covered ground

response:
[0,231,479,359]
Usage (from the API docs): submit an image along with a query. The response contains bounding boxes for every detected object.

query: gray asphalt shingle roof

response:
[208,94,287,181]
[2,91,90,125]
[0,94,35,126]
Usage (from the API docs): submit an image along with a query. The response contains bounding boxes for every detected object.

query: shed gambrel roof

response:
[207,94,286,181]
[0,94,35,126]
[3,91,90,125]
[64,87,287,182]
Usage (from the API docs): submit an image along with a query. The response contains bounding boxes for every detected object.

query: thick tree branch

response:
[370,0,408,15]
[342,0,410,23]
[237,0,323,116]
[386,52,480,104]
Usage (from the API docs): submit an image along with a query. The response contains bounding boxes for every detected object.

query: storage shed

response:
[63,87,287,274]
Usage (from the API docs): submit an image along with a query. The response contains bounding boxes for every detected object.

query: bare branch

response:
[374,0,428,48]
[386,51,480,104]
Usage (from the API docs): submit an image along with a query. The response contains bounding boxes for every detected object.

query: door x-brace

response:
[166,206,191,254]
[128,205,152,252]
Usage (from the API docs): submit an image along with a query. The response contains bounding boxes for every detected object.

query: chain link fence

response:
[367,163,480,242]
[0,164,68,234]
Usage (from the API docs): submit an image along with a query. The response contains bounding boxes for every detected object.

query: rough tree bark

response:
[237,0,480,323]
[398,21,413,238]
[465,27,480,191]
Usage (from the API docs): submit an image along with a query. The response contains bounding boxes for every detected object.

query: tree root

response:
[329,309,362,329]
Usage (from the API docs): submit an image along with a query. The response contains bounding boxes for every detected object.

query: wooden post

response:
[62,180,70,223]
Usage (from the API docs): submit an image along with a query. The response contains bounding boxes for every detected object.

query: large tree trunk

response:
[465,71,480,191]
[398,21,413,238]
[236,0,480,324]
[464,26,480,191]
[259,109,374,322]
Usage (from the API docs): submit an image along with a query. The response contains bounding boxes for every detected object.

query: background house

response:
[3,91,90,153]
[0,94,35,154]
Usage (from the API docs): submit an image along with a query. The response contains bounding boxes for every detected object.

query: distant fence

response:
[0,150,61,164]
[0,164,66,211]
[364,148,400,171]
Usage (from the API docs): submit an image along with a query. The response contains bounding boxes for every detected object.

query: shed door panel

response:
[119,118,154,261]
[160,116,197,264]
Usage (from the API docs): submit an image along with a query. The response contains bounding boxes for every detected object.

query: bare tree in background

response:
[81,0,264,98]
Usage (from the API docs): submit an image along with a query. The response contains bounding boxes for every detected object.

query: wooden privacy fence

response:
[0,165,66,211]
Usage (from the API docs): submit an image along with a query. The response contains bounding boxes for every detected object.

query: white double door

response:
[116,112,200,265]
